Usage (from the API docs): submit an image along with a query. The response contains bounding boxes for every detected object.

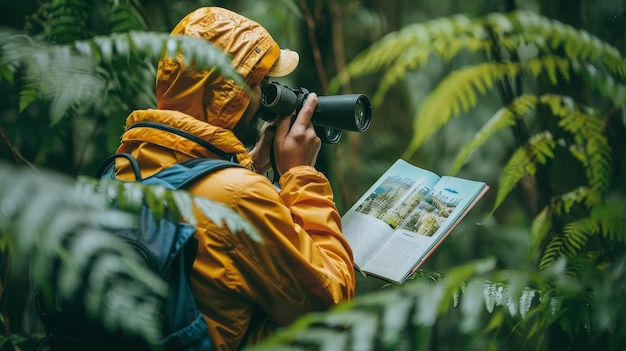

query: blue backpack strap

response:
[144,158,245,190]
[129,122,237,163]
[96,153,143,181]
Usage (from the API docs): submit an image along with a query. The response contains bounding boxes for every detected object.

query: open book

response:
[342,159,490,284]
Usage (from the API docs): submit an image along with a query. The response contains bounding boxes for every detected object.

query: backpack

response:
[36,138,243,351]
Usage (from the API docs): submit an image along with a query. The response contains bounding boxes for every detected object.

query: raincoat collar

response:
[121,109,254,169]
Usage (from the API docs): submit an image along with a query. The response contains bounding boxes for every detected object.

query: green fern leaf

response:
[561,221,592,251]
[47,0,90,43]
[505,11,626,80]
[539,237,564,269]
[144,183,167,220]
[329,14,488,96]
[533,187,606,267]
[488,132,556,217]
[530,207,553,251]
[402,56,572,159]
[401,62,498,158]
[19,84,40,112]
[1,163,166,344]
[93,177,262,243]
[108,0,148,33]
[449,94,537,175]
[539,94,612,195]
[0,63,13,83]
[540,220,593,269]
[590,200,626,242]
[1,31,243,124]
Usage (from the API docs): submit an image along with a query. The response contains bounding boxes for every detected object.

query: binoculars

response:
[257,81,372,143]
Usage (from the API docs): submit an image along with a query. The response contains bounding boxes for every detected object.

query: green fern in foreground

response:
[0,30,241,124]
[0,162,259,345]
[250,255,626,350]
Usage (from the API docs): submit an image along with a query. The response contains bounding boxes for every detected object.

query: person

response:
[112,6,356,351]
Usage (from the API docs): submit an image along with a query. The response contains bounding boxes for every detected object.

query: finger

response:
[291,93,317,130]
[274,113,294,142]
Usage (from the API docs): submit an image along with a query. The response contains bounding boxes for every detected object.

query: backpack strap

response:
[96,153,142,180]
[144,158,245,190]
[96,122,242,182]
[129,121,237,163]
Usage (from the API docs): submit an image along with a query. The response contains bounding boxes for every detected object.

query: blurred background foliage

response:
[1,0,626,350]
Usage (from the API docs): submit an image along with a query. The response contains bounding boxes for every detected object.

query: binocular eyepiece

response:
[257,81,372,143]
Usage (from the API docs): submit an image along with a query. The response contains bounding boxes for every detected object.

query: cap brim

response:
[267,49,299,77]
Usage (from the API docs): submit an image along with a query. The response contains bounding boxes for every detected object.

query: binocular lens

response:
[354,96,369,131]
[318,127,342,144]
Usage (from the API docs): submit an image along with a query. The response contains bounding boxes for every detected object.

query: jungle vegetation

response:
[1,0,626,350]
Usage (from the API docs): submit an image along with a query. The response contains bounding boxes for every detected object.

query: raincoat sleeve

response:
[197,165,356,326]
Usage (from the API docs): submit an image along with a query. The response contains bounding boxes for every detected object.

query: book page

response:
[341,160,441,269]
[360,175,488,283]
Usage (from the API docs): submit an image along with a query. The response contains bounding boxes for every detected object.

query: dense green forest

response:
[1,0,626,350]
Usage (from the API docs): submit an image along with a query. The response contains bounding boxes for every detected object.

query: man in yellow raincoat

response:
[112,6,356,350]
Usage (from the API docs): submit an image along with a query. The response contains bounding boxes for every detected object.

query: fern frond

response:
[539,237,566,270]
[0,62,13,83]
[108,0,148,33]
[0,30,242,124]
[583,67,626,107]
[482,280,552,320]
[248,258,497,350]
[329,14,490,96]
[47,0,90,43]
[540,222,591,270]
[75,32,241,86]
[333,9,625,103]
[18,81,41,112]
[401,62,501,158]
[401,56,571,158]
[1,32,107,122]
[0,162,165,344]
[589,200,626,242]
[488,132,556,216]
[251,253,626,351]
[79,176,262,242]
[539,200,626,269]
[530,186,599,253]
[530,207,553,253]
[1,161,262,343]
[539,94,612,196]
[449,93,538,175]
[502,11,626,81]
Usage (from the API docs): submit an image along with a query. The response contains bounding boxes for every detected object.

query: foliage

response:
[249,255,626,350]
[259,7,626,351]
[0,30,241,126]
[2,1,626,351]
[0,0,242,174]
[333,9,625,270]
[0,161,259,346]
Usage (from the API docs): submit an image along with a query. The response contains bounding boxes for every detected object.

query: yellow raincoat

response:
[113,7,355,350]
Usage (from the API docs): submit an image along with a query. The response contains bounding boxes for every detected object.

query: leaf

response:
[460,278,485,332]
[448,94,535,175]
[487,132,556,217]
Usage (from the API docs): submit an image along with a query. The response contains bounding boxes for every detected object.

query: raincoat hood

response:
[155,7,299,130]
